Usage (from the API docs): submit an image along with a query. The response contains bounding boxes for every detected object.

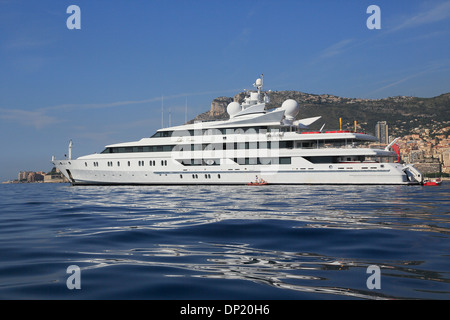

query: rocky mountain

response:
[189,91,450,136]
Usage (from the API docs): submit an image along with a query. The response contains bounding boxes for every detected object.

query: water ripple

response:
[53,184,450,236]
[0,183,449,299]
[70,242,449,300]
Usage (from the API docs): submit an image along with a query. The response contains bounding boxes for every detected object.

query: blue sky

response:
[1,0,449,181]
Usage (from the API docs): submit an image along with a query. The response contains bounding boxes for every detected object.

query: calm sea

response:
[0,182,449,302]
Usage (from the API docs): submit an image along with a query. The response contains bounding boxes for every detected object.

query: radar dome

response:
[227,102,242,118]
[281,99,299,119]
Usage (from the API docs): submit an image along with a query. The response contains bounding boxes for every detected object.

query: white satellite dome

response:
[227,101,242,118]
[281,99,299,119]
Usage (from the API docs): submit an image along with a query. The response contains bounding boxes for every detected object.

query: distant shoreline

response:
[1,180,69,184]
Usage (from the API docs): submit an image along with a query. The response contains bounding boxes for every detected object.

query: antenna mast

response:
[161,95,164,128]
[169,108,171,127]
[68,140,73,160]
[185,97,188,123]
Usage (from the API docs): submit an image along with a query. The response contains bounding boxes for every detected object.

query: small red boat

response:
[423,178,442,186]
[247,182,268,186]
[247,179,268,186]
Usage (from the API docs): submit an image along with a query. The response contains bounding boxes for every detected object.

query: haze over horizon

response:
[1,0,450,181]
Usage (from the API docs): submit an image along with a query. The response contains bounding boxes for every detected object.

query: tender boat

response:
[423,178,442,186]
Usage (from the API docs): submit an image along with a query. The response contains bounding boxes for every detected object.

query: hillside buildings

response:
[13,168,69,183]
[390,124,450,175]
[375,121,389,145]
[18,171,45,183]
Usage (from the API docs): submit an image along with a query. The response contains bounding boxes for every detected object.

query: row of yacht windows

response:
[181,157,292,166]
[102,146,173,153]
[187,173,218,179]
[138,160,167,166]
[85,160,168,167]
[84,157,291,168]
[151,126,275,138]
[86,156,394,168]
[101,139,361,154]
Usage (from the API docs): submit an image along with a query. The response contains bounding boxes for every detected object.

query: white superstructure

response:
[52,76,423,185]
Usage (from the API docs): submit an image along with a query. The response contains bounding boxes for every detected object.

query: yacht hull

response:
[55,160,419,186]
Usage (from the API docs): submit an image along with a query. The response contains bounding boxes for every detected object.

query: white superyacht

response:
[52,77,423,185]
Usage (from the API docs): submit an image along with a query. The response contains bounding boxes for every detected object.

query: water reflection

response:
[60,184,450,235]
[59,184,450,299]
[73,242,448,300]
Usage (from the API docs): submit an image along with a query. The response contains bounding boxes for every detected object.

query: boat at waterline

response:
[52,76,424,186]
[247,179,268,186]
[423,178,442,186]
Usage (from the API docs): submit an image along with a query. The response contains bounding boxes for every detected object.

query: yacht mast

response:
[68,139,73,160]
[185,97,188,123]
[161,95,164,128]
